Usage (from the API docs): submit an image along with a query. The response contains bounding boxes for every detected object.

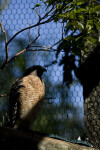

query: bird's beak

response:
[44,68,47,72]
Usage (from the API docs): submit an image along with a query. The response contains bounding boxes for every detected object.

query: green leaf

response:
[45,0,54,6]
[86,24,92,33]
[35,3,42,7]
[87,36,97,43]
[75,35,83,42]
[46,0,100,54]
[31,3,42,10]
[77,22,84,29]
[94,5,100,11]
[76,8,87,14]
[77,2,83,6]
[87,39,95,46]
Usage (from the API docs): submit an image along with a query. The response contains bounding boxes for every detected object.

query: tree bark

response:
[0,127,98,150]
[76,43,100,149]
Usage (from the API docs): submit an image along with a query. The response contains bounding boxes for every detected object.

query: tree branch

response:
[11,38,62,64]
[27,23,40,48]
[0,94,9,98]
[7,7,56,46]
[9,49,27,63]
[0,22,8,62]
[28,24,31,45]
[0,35,61,72]
[0,6,57,72]
[28,39,62,52]
[0,126,94,150]
[47,39,62,50]
[0,49,28,71]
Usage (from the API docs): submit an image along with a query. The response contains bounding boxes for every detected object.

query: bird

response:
[9,65,47,131]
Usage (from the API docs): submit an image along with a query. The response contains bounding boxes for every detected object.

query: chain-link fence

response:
[0,0,100,149]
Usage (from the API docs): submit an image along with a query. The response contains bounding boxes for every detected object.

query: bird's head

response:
[23,65,47,78]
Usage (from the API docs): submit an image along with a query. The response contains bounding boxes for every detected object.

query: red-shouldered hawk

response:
[9,65,46,130]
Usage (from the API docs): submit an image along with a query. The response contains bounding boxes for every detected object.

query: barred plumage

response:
[9,65,46,130]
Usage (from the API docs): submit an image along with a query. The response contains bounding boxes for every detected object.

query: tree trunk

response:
[76,42,100,149]
[0,127,98,150]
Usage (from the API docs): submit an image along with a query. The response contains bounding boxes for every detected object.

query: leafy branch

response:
[46,0,100,53]
[0,4,57,72]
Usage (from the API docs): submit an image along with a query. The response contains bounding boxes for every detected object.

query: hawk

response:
[9,65,46,130]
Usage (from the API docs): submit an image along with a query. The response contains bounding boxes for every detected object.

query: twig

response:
[45,97,56,100]
[29,21,40,47]
[39,6,41,21]
[31,35,40,45]
[28,49,57,52]
[30,39,62,50]
[34,6,41,21]
[0,6,57,72]
[28,47,58,52]
[29,45,48,48]
[62,21,64,39]
[0,38,62,72]
[28,39,62,51]
[0,47,57,71]
[38,7,40,36]
[41,6,55,20]
[27,22,40,50]
[47,39,62,50]
[29,45,58,50]
[0,94,9,98]
[8,49,27,63]
[26,34,40,50]
[10,39,62,65]
[44,100,53,104]
[0,22,8,62]
[44,97,56,104]
[7,8,56,46]
[29,24,31,45]
[0,49,27,71]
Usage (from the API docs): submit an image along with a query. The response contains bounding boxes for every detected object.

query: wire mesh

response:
[1,1,99,149]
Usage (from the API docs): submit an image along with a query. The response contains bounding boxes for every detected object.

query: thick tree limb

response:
[0,127,98,150]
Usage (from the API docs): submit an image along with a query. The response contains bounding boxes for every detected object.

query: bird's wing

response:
[9,78,23,127]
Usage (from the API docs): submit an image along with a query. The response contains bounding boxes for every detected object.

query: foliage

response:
[0,0,10,12]
[45,0,100,85]
[46,0,100,53]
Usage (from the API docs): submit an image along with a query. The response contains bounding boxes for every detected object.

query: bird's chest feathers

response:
[19,75,45,112]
